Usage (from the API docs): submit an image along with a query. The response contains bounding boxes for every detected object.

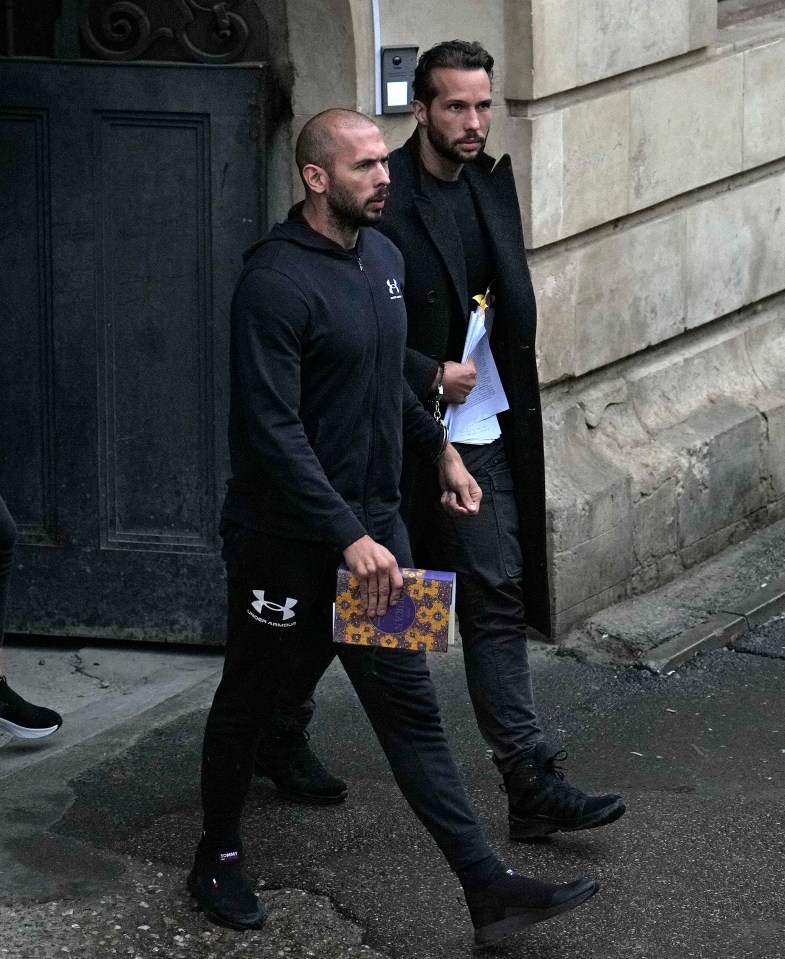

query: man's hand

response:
[437,443,482,516]
[441,359,476,404]
[343,536,403,618]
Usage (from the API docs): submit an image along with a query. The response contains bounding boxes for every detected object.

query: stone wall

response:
[273,0,785,639]
[544,301,785,633]
[504,0,717,99]
[519,4,785,633]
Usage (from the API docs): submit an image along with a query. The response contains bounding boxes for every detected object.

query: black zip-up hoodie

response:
[221,207,445,549]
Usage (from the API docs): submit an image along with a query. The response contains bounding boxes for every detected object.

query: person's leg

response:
[426,443,625,839]
[198,574,292,844]
[0,494,62,739]
[253,635,346,804]
[198,519,600,941]
[425,441,543,769]
[191,524,337,929]
[261,642,335,736]
[338,641,493,870]
[333,518,600,944]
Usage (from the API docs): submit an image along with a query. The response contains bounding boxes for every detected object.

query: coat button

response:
[426,290,437,303]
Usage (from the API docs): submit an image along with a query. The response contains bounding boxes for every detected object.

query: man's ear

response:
[302,163,328,195]
[412,99,428,127]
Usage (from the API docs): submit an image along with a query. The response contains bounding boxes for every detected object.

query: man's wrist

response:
[432,425,450,462]
[433,434,450,466]
[429,362,446,397]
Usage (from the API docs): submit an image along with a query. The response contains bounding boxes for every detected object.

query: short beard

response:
[426,120,485,165]
[326,182,383,230]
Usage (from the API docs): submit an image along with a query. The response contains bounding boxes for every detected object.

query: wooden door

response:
[0,61,264,642]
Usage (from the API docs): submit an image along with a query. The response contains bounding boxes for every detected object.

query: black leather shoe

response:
[466,870,600,945]
[187,847,265,931]
[506,743,626,840]
[255,730,348,804]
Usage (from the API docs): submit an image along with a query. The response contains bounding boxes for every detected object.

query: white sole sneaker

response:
[0,716,61,739]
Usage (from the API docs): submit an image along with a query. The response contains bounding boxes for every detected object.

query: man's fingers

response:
[459,478,482,512]
[375,561,404,617]
[375,570,390,617]
[441,490,460,513]
[390,565,403,608]
[343,537,403,617]
[441,483,482,516]
[366,567,379,617]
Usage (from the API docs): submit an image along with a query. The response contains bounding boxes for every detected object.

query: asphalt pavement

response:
[1,610,784,959]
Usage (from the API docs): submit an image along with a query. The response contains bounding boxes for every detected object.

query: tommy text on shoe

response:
[467,870,600,946]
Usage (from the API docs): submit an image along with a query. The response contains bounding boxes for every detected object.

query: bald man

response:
[188,109,599,944]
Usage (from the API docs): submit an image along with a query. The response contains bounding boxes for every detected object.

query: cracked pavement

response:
[1,615,784,958]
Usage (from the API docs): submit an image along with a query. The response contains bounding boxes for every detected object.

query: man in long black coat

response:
[255,43,626,842]
[375,40,626,841]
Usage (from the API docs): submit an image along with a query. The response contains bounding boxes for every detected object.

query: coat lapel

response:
[402,135,530,330]
[465,154,536,335]
[465,156,521,286]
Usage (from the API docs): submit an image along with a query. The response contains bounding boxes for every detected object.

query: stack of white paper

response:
[443,294,509,444]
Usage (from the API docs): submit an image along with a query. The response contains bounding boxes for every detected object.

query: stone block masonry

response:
[515,33,785,247]
[504,0,717,100]
[544,304,785,635]
[531,165,785,384]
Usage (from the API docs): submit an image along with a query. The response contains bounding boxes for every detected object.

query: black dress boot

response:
[254,729,348,804]
[506,743,626,841]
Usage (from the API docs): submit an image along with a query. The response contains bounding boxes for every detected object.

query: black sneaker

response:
[254,730,348,805]
[0,676,62,739]
[466,869,600,945]
[506,743,625,841]
[187,845,265,931]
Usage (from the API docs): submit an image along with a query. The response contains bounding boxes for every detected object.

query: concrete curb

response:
[640,574,785,674]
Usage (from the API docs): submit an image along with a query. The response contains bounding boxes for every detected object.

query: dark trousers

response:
[420,439,544,774]
[269,440,544,776]
[201,518,493,872]
[0,494,17,650]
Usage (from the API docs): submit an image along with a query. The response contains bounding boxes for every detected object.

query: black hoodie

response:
[221,207,445,550]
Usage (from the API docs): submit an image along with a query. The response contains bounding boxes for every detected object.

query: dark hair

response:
[412,40,494,106]
[295,108,375,177]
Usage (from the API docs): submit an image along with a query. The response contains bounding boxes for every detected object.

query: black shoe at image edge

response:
[254,730,348,805]
[0,676,63,739]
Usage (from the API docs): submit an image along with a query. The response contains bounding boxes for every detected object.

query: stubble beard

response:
[326,182,384,230]
[426,120,485,165]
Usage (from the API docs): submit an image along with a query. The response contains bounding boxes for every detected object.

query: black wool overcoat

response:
[378,131,551,638]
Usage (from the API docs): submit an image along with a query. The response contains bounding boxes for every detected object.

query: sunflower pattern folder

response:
[333,566,456,652]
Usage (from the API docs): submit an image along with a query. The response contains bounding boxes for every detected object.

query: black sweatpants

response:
[200,518,492,872]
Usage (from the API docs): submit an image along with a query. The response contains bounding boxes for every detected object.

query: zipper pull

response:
[357,256,364,271]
